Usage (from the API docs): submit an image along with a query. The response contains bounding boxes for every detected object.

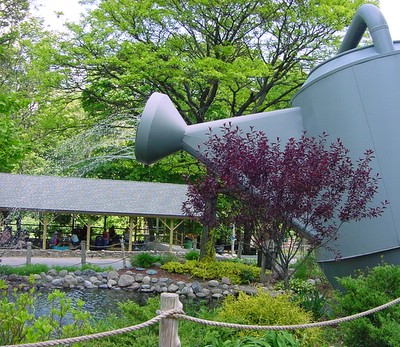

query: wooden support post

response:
[129,216,134,252]
[81,241,86,266]
[26,242,32,265]
[238,240,243,259]
[86,224,91,251]
[42,214,48,250]
[169,219,174,252]
[121,239,126,269]
[159,293,182,347]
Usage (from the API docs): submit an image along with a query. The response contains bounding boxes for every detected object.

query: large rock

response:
[89,276,102,286]
[221,277,231,285]
[47,269,58,277]
[208,280,219,287]
[108,279,117,288]
[118,274,135,287]
[51,278,64,287]
[135,274,144,282]
[168,284,179,292]
[63,274,78,288]
[32,274,41,281]
[58,270,68,277]
[191,281,202,293]
[107,271,119,281]
[84,280,98,289]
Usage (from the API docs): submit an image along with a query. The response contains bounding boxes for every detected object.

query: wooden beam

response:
[160,219,184,252]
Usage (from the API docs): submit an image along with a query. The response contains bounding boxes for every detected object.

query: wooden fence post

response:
[26,241,32,265]
[81,241,86,266]
[159,293,182,347]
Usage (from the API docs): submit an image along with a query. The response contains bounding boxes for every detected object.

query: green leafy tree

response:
[0,95,25,172]
[52,0,370,179]
[0,0,80,173]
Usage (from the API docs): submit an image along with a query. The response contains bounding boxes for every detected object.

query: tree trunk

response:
[260,251,268,283]
[205,227,216,260]
[199,225,209,260]
[199,194,217,261]
[242,226,252,254]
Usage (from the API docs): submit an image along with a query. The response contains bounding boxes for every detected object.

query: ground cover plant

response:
[161,259,261,284]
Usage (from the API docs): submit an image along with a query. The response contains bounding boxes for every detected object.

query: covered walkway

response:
[0,173,196,251]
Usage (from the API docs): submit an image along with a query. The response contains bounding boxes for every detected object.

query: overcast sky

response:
[33,0,400,39]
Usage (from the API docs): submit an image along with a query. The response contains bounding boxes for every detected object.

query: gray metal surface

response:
[136,92,304,163]
[0,173,191,218]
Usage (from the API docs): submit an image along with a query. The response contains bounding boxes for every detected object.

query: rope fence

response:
[1,293,399,347]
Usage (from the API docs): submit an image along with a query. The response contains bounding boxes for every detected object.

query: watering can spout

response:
[135,92,304,165]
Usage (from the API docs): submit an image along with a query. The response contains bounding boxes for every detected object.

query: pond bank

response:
[1,267,264,300]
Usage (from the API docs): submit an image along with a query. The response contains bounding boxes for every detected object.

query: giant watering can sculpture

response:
[135,4,400,285]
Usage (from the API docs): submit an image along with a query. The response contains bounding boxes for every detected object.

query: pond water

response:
[32,289,154,323]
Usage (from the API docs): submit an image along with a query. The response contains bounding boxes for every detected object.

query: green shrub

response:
[205,331,302,347]
[0,280,92,345]
[217,289,322,346]
[276,278,328,321]
[185,250,200,261]
[291,253,323,281]
[159,252,180,264]
[161,260,261,284]
[130,252,161,268]
[332,263,400,346]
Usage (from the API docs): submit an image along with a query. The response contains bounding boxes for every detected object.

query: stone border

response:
[1,267,245,300]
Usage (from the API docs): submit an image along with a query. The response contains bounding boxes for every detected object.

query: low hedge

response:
[161,259,262,284]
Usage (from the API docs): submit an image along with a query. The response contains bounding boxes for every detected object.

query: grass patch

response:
[0,264,50,276]
[0,263,110,276]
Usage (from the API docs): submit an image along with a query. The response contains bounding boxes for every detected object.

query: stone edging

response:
[1,268,257,300]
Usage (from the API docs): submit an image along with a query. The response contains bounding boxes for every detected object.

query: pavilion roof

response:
[0,173,193,219]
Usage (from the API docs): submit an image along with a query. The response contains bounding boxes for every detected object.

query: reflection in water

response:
[33,289,154,323]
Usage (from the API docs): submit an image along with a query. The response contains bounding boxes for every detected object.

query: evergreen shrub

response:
[130,252,161,268]
[333,263,400,346]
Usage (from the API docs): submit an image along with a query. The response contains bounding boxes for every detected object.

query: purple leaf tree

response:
[183,124,388,287]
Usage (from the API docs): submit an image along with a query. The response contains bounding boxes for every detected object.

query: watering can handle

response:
[338,4,394,55]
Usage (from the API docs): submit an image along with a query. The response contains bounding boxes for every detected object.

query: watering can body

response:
[293,44,400,282]
[135,4,400,285]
